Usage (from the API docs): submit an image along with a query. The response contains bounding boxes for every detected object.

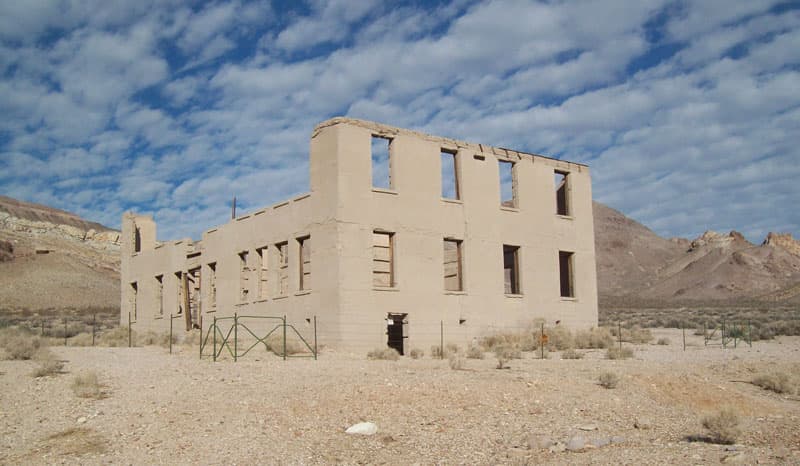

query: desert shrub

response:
[264,334,307,355]
[606,347,634,360]
[2,333,43,360]
[657,337,670,345]
[752,373,793,394]
[561,348,584,359]
[31,348,63,377]
[68,332,94,347]
[573,327,614,349]
[409,348,424,359]
[598,371,620,389]
[367,347,400,361]
[181,330,201,346]
[545,326,574,351]
[466,345,484,359]
[479,332,535,352]
[445,342,460,356]
[701,408,740,444]
[98,326,134,347]
[448,353,465,370]
[71,371,104,399]
[494,345,521,369]
[430,345,443,359]
[138,331,175,348]
[626,326,653,344]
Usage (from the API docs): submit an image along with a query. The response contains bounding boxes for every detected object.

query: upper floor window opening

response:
[371,135,393,189]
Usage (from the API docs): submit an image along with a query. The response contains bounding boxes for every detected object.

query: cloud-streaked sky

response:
[1,0,798,242]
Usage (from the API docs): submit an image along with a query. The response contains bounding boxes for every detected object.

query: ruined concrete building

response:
[121,118,598,353]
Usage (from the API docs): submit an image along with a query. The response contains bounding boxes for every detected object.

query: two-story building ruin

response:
[121,118,598,353]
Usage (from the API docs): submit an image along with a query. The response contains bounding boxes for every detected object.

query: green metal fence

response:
[198,313,317,361]
[703,320,752,348]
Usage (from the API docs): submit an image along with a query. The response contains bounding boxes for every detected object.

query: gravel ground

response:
[1,328,799,465]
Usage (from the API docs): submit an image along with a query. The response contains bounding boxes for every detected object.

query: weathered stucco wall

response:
[121,118,598,353]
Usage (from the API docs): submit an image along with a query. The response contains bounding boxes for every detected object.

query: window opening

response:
[174,271,184,315]
[555,171,570,216]
[441,149,459,199]
[129,282,138,321]
[443,239,463,291]
[371,135,393,189]
[277,242,289,295]
[499,160,517,207]
[238,251,250,302]
[373,231,394,287]
[298,236,311,291]
[559,251,575,298]
[208,263,217,310]
[256,248,268,300]
[155,275,163,316]
[187,267,201,328]
[134,227,141,253]
[503,245,520,294]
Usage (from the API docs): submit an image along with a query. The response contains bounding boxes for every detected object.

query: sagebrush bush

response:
[31,348,63,377]
[606,347,634,360]
[657,337,670,345]
[544,326,574,350]
[367,347,400,361]
[98,326,134,347]
[2,333,43,360]
[752,373,793,394]
[598,371,620,389]
[264,334,307,355]
[466,345,484,359]
[71,371,104,399]
[430,345,443,359]
[409,348,424,359]
[494,345,521,369]
[68,332,94,347]
[445,342,460,356]
[448,353,465,370]
[573,327,614,349]
[561,348,584,359]
[702,408,740,444]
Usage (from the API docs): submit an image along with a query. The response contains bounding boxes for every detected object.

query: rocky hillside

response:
[594,203,800,304]
[0,196,120,311]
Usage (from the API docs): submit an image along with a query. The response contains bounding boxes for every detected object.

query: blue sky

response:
[1,0,798,242]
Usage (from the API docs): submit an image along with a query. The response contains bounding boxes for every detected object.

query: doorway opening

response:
[386,313,407,355]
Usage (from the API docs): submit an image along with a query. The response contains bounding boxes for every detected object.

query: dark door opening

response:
[386,313,407,355]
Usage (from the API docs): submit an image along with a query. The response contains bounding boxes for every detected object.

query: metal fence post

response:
[313,315,317,360]
[213,316,217,362]
[169,314,174,355]
[440,320,444,360]
[199,314,203,359]
[283,315,287,361]
[41,320,44,337]
[64,317,67,346]
[92,313,96,347]
[618,322,622,351]
[682,325,686,351]
[540,323,545,360]
[704,322,707,346]
[747,320,752,347]
[722,319,726,349]
[234,313,238,362]
[128,312,132,348]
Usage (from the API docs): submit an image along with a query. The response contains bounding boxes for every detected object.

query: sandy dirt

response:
[1,328,799,465]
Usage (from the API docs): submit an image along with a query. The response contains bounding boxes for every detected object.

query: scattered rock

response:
[548,442,566,453]
[634,418,652,429]
[610,436,625,444]
[721,452,746,463]
[345,422,378,435]
[566,435,585,452]
[77,417,87,424]
[527,435,554,450]
[578,424,598,431]
[591,437,611,448]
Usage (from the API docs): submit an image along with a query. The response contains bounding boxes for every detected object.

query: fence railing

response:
[198,313,317,361]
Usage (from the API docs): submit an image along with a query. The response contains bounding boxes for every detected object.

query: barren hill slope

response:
[0,196,120,311]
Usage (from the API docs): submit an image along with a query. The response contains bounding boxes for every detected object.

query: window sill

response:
[154,316,163,320]
[444,290,466,295]
[295,290,312,296]
[556,214,574,220]
[504,293,524,299]
[560,296,578,302]
[372,187,398,195]
[253,298,268,304]
[205,310,217,314]
[441,198,463,205]
[500,206,519,213]
[373,286,399,292]
[235,302,249,307]
[274,295,289,300]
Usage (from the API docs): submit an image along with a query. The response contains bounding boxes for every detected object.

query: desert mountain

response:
[0,196,120,311]
[593,202,800,304]
[1,195,798,313]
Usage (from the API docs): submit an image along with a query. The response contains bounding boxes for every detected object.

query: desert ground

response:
[1,328,799,465]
